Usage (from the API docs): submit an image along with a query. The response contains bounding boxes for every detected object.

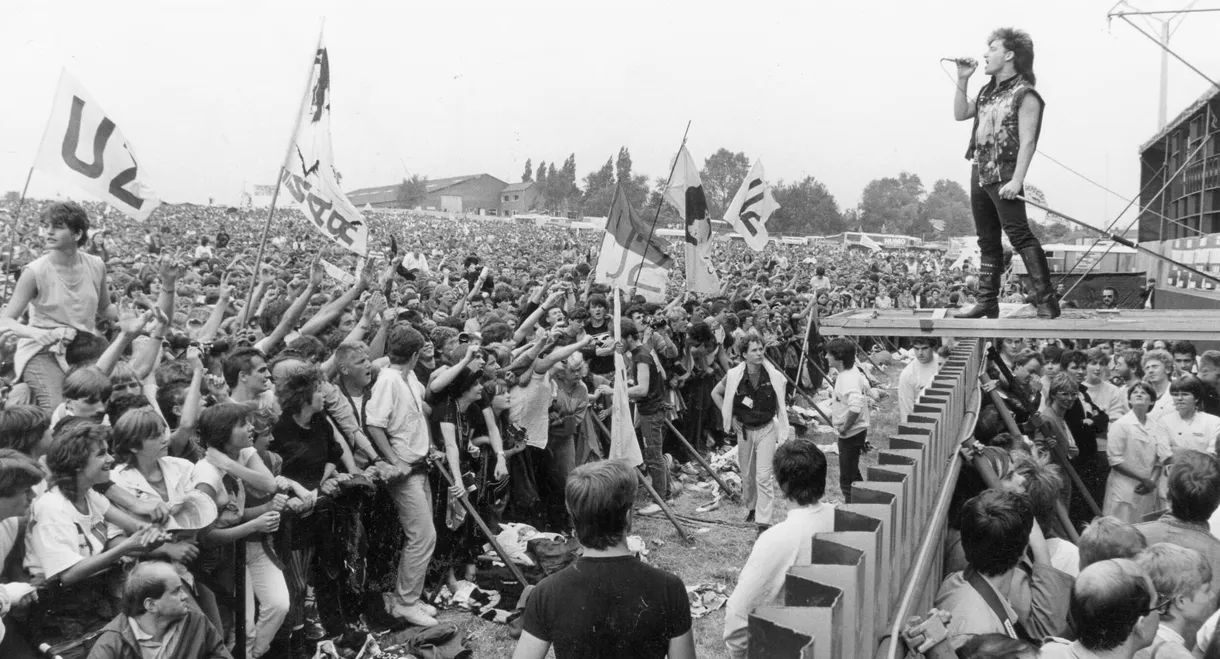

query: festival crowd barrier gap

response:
[746,340,981,659]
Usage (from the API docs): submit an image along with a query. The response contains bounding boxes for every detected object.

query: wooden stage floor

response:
[819,305,1220,340]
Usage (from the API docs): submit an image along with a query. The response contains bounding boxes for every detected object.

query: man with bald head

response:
[1038,559,1160,658]
[88,561,229,659]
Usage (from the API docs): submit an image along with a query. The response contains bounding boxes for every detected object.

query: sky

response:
[3,0,1219,232]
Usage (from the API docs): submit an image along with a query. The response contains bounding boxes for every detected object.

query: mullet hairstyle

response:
[989,27,1036,85]
[565,459,637,550]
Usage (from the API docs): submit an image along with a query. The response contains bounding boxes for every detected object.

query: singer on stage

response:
[953,28,1059,320]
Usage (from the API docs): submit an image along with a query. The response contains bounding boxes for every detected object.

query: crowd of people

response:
[0,194,1195,659]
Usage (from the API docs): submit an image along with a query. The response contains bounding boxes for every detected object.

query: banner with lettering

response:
[35,70,161,221]
[281,34,369,256]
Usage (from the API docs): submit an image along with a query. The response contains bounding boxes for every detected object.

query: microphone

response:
[941,57,976,66]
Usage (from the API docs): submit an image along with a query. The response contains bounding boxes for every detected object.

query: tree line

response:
[393,148,1069,239]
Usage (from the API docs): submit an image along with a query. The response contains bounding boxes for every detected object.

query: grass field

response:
[430,361,905,658]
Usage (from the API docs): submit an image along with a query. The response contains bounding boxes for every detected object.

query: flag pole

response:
[793,294,818,394]
[244,22,325,315]
[3,167,35,300]
[631,121,690,290]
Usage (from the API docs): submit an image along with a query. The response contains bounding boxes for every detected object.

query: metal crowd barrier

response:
[746,339,982,659]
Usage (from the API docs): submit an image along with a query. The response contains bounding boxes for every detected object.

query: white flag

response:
[320,258,356,286]
[594,184,671,303]
[609,295,644,467]
[35,70,160,222]
[725,159,779,252]
[280,34,369,256]
[664,146,720,294]
[859,233,882,252]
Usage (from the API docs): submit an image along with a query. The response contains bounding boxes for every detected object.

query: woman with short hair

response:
[1104,382,1167,524]
[24,423,164,650]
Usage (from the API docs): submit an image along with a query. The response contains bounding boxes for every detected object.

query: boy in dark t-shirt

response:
[514,460,694,659]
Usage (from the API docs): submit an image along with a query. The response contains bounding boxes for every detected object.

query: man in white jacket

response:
[712,333,789,534]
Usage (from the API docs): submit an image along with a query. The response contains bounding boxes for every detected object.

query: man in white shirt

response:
[723,440,833,659]
[898,337,940,421]
[366,324,439,627]
[826,338,870,503]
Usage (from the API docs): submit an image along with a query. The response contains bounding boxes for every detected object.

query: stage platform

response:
[820,306,1220,340]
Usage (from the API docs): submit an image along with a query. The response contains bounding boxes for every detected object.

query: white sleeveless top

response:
[13,251,106,379]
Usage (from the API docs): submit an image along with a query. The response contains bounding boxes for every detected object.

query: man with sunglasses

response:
[1038,559,1161,658]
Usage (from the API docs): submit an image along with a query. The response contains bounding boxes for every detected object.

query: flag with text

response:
[594,183,671,301]
[281,34,369,256]
[35,70,161,221]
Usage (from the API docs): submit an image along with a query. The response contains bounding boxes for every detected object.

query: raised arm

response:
[429,347,481,395]
[299,264,371,337]
[255,256,322,354]
[95,309,156,375]
[953,58,977,122]
[514,290,563,346]
[156,255,185,324]
[536,335,592,374]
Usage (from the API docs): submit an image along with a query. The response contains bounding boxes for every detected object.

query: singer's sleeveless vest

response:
[964,74,1044,186]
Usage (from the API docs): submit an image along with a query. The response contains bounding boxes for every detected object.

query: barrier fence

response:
[746,339,982,659]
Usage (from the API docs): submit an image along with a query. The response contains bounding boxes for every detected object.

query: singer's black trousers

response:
[970,166,1042,258]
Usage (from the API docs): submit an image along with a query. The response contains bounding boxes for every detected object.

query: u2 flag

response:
[35,70,161,222]
[594,182,671,302]
[281,33,369,256]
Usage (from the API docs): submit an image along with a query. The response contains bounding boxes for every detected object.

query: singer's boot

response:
[1019,246,1061,319]
[955,254,1002,319]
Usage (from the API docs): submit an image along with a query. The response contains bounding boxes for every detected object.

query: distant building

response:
[1137,81,1220,306]
[347,174,509,215]
[500,181,541,216]
[239,184,278,208]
